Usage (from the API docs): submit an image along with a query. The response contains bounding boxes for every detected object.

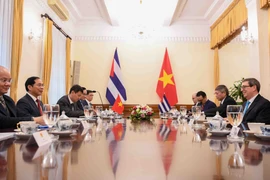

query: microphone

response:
[91,90,104,110]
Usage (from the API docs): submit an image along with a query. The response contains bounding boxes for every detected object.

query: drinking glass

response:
[179,106,187,117]
[227,105,244,141]
[228,142,245,178]
[43,104,59,128]
[83,105,90,118]
[191,106,201,124]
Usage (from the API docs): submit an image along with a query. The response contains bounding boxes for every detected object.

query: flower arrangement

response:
[130,105,154,122]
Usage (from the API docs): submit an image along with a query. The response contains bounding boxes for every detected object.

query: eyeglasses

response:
[0,78,12,84]
[241,85,251,89]
[35,84,44,87]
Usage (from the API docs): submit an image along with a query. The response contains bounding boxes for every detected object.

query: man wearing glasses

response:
[0,66,45,129]
[16,76,44,118]
[204,85,237,117]
[241,78,270,125]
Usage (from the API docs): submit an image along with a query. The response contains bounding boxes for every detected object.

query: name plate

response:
[26,130,52,147]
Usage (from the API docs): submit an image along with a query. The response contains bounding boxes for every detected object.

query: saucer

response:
[14,129,21,132]
[15,132,32,139]
[208,130,230,136]
[243,130,261,134]
[254,133,270,140]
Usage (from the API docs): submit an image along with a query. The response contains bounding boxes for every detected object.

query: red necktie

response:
[36,99,43,115]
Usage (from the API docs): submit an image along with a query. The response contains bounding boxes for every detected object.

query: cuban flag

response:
[158,94,171,113]
[106,49,127,105]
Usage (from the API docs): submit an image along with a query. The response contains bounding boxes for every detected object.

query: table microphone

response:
[90,90,104,110]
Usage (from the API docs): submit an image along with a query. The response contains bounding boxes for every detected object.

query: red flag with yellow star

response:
[156,48,178,106]
[112,95,124,114]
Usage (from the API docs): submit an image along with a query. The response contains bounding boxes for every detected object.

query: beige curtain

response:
[214,48,220,105]
[42,19,53,104]
[65,38,71,94]
[210,0,247,49]
[10,0,24,102]
[260,0,269,8]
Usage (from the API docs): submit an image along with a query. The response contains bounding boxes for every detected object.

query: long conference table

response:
[0,119,270,180]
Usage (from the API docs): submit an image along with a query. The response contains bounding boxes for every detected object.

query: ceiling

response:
[61,0,228,26]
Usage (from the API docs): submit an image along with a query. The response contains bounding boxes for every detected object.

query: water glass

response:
[191,106,201,124]
[227,105,243,140]
[43,104,60,128]
[179,106,187,117]
[83,105,90,118]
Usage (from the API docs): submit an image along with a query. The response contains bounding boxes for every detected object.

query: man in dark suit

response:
[16,76,44,117]
[196,91,216,111]
[85,90,94,108]
[0,66,44,129]
[77,87,88,110]
[204,85,237,117]
[57,84,84,117]
[241,78,270,125]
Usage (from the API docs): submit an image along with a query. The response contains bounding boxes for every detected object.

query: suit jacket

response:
[57,95,84,117]
[77,100,88,111]
[198,99,217,111]
[204,96,237,117]
[242,94,270,125]
[0,95,31,129]
[16,94,43,117]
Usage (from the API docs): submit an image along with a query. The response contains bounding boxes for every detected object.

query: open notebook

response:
[0,133,14,141]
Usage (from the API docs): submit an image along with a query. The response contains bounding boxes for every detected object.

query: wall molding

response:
[74,36,211,42]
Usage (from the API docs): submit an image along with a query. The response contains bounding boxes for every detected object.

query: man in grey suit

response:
[241,78,270,126]
[57,85,84,117]
[204,85,237,117]
[0,66,44,129]
[17,76,44,117]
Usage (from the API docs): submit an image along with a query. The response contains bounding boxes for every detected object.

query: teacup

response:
[248,123,265,133]
[260,125,270,136]
[17,121,38,134]
[209,120,226,131]
[57,119,73,131]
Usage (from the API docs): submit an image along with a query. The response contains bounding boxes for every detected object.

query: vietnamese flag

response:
[156,48,178,106]
[112,95,124,114]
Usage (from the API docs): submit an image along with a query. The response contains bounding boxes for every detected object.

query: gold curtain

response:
[210,0,248,49]
[42,19,53,104]
[10,0,24,102]
[260,0,269,9]
[66,38,71,94]
[214,48,220,105]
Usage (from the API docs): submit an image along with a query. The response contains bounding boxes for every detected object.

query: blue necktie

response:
[243,101,250,115]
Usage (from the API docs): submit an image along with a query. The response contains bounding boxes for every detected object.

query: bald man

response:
[0,66,45,129]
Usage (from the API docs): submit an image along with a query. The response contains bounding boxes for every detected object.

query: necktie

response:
[243,101,250,115]
[0,96,9,115]
[36,99,43,115]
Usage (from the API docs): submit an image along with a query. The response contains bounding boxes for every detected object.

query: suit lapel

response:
[4,95,16,116]
[26,94,40,115]
[0,104,7,115]
[244,95,260,118]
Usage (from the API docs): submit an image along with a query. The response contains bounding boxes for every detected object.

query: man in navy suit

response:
[85,90,94,108]
[0,66,44,129]
[16,76,44,117]
[196,91,216,111]
[241,78,270,125]
[204,85,237,117]
[57,85,84,117]
[77,87,88,111]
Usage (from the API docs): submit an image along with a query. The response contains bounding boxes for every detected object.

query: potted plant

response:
[229,78,246,105]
